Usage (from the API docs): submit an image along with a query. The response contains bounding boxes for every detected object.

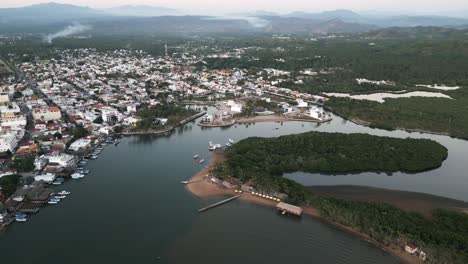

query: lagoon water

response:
[1,113,467,264]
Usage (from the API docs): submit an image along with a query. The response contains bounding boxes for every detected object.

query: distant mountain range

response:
[1,2,468,34]
[102,5,180,17]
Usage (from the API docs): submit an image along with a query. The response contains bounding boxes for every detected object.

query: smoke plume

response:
[44,23,91,44]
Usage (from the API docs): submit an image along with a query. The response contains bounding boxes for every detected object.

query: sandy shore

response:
[185,153,425,264]
[309,185,468,218]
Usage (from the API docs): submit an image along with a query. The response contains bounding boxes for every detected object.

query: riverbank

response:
[324,105,455,139]
[186,153,424,264]
[122,111,206,136]
[236,115,327,124]
[308,185,468,218]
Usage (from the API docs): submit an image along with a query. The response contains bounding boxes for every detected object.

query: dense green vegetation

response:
[218,132,447,199]
[0,175,20,197]
[135,104,197,130]
[11,155,35,173]
[311,196,468,264]
[215,132,467,263]
[326,94,468,139]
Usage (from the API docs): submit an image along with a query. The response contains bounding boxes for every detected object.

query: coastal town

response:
[0,47,331,229]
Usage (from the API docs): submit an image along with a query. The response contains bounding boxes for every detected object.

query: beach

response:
[185,152,427,264]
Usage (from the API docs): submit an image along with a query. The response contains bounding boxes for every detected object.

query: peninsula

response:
[187,132,468,264]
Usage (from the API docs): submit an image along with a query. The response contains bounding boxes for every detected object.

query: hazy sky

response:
[2,0,468,15]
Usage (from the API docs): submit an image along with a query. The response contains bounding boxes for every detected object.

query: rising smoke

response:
[44,23,92,44]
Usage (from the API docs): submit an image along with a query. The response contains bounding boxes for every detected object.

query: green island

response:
[213,132,468,264]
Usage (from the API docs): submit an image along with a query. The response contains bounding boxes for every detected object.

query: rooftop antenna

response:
[165,41,168,57]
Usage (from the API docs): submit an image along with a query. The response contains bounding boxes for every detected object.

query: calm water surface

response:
[1,113,467,264]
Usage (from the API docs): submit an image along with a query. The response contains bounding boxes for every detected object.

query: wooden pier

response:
[181,179,204,185]
[198,194,243,213]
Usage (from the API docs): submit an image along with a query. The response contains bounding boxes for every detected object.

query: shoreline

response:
[325,105,455,139]
[121,111,206,136]
[236,115,329,124]
[185,152,423,264]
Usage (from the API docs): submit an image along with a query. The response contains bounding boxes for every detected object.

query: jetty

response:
[181,179,203,185]
[198,194,243,213]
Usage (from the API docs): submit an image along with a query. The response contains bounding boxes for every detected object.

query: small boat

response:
[15,213,27,222]
[208,146,216,151]
[90,155,98,160]
[203,166,208,169]
[48,198,60,204]
[58,191,71,195]
[225,142,231,147]
[228,138,234,144]
[52,177,65,185]
[71,173,85,179]
[181,181,189,184]
[193,155,199,159]
[114,140,120,146]
[198,159,205,164]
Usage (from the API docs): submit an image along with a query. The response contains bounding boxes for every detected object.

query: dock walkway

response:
[198,194,243,213]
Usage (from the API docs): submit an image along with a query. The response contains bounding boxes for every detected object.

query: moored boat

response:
[52,177,65,185]
[71,173,85,179]
[48,198,60,204]
[15,213,27,222]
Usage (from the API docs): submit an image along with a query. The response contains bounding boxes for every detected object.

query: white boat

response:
[198,159,205,164]
[15,213,27,222]
[228,138,234,143]
[58,191,70,195]
[54,195,66,199]
[226,143,231,147]
[48,199,59,204]
[71,173,85,179]
[208,145,216,151]
[193,155,199,159]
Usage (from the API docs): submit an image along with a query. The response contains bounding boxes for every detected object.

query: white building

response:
[308,106,329,121]
[0,133,18,152]
[0,94,10,105]
[296,99,308,108]
[101,106,121,123]
[32,106,62,121]
[34,156,48,170]
[47,154,76,167]
[230,104,243,113]
[34,173,56,183]
[68,138,92,152]
[1,113,27,129]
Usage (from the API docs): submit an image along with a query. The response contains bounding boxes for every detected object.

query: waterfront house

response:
[34,173,56,183]
[276,202,303,216]
[47,154,76,168]
[68,138,92,152]
[405,243,418,254]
